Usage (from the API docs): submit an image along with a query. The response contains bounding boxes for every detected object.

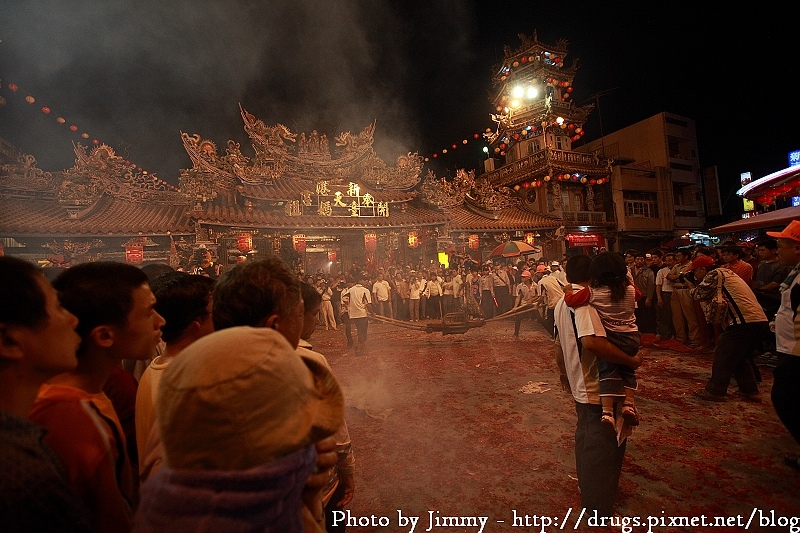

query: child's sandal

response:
[621,403,639,426]
[601,411,615,428]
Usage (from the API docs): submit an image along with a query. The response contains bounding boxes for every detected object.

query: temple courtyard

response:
[311,316,799,532]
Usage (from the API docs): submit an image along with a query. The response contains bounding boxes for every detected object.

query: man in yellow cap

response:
[766,220,800,470]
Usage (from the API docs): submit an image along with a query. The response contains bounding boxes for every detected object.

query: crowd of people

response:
[1,220,799,529]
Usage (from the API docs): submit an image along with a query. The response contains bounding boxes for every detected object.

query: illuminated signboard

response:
[741,172,753,212]
[790,150,800,167]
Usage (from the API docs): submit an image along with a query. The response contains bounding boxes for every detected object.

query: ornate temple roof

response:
[447,204,562,232]
[0,194,193,237]
[0,140,192,238]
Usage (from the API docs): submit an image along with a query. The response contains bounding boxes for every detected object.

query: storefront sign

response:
[566,233,604,247]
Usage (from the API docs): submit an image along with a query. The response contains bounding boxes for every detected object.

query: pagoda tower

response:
[483,32,613,247]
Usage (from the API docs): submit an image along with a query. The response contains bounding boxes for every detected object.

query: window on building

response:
[555,136,564,150]
[623,190,659,218]
[672,183,693,206]
[668,137,681,158]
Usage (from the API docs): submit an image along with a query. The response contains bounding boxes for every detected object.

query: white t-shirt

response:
[348,284,372,318]
[372,280,390,302]
[655,266,673,292]
[554,288,606,405]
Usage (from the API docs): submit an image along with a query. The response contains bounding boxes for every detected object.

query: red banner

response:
[566,233,604,247]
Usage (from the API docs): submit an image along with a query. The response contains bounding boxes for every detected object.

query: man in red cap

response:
[512,269,537,337]
[766,220,800,470]
[687,254,769,402]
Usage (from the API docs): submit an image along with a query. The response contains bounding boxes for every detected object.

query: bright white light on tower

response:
[512,86,524,98]
[511,99,520,108]
[526,87,537,99]
[556,116,565,125]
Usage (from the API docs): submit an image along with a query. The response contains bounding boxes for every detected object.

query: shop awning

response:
[709,206,800,234]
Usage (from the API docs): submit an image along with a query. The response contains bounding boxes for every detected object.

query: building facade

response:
[578,112,710,251]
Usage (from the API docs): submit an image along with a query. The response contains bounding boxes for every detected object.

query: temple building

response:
[1,32,618,271]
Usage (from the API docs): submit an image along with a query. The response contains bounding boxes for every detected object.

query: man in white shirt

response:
[554,254,642,517]
[513,270,537,337]
[550,261,568,285]
[766,221,800,470]
[452,267,464,311]
[371,272,391,318]
[538,270,566,338]
[348,273,373,356]
[655,252,676,342]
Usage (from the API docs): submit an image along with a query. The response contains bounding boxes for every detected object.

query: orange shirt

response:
[29,384,135,533]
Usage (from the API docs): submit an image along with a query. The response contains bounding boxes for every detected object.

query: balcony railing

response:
[485,148,608,187]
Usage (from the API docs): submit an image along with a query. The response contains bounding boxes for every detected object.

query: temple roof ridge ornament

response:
[182,107,423,193]
[420,168,520,216]
[58,143,186,209]
[0,141,58,196]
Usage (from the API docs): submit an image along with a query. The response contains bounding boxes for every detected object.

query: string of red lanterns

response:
[425,132,486,162]
[2,78,157,177]
[512,173,609,190]
[4,81,101,145]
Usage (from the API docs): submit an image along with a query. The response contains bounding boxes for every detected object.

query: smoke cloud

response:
[0,0,478,184]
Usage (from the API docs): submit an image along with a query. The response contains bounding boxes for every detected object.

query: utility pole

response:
[586,87,618,158]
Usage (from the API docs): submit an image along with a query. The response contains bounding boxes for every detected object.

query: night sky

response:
[1,1,798,220]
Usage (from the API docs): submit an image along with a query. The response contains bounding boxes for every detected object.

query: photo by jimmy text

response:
[331,508,800,532]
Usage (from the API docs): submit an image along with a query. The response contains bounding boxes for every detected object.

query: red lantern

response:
[25,95,35,104]
[125,243,143,264]
[92,139,99,145]
[237,233,253,252]
[364,232,377,252]
[69,125,78,131]
[408,231,419,248]
[524,233,535,246]
[292,234,306,252]
[473,133,480,139]
[41,106,51,114]
[522,182,530,188]
[328,251,337,262]
[468,234,480,250]
[8,83,18,92]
